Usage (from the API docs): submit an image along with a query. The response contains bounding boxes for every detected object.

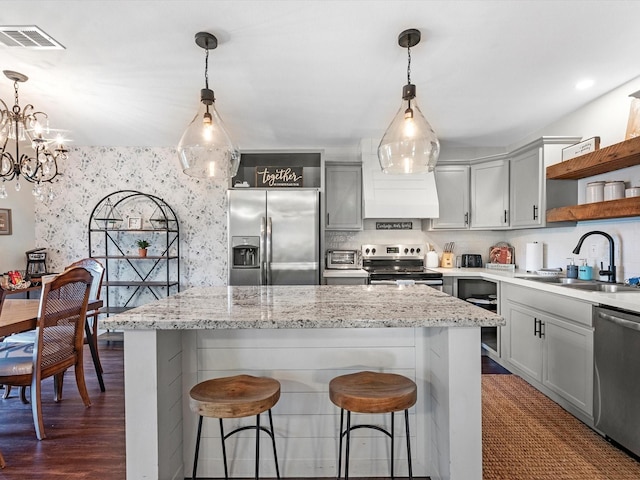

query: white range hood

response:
[360,138,440,219]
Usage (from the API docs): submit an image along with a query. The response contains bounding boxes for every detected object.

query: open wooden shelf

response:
[547,136,640,179]
[547,197,640,222]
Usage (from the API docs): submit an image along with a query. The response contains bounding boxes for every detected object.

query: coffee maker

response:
[25,247,48,280]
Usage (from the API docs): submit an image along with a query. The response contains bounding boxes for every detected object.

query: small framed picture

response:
[0,208,12,235]
[128,217,142,230]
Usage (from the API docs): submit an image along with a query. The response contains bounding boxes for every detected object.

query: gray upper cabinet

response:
[432,165,470,229]
[510,147,542,228]
[470,157,510,229]
[509,137,581,229]
[325,163,362,230]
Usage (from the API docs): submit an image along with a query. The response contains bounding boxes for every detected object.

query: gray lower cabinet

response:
[325,163,362,230]
[502,283,594,421]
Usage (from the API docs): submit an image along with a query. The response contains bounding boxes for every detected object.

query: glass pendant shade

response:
[177,92,240,179]
[378,91,440,174]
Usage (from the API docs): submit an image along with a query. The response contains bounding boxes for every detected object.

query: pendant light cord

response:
[204,47,210,90]
[406,45,411,86]
[406,45,412,109]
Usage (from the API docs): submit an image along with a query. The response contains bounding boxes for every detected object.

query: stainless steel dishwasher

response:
[593,306,640,458]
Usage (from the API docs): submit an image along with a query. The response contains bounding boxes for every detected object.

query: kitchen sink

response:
[561,283,640,293]
[523,276,591,285]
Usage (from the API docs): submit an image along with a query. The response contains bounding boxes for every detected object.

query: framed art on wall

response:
[0,208,12,235]
[128,217,142,230]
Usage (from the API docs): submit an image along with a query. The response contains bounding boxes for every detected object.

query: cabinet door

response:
[504,301,542,381]
[510,147,543,228]
[325,164,362,230]
[470,159,509,229]
[431,165,470,229]
[543,316,593,415]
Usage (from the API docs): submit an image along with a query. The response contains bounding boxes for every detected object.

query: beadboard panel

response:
[192,435,415,478]
[182,327,430,477]
[197,346,417,371]
[197,327,416,348]
[197,368,416,394]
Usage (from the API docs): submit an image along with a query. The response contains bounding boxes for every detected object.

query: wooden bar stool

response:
[189,374,281,480]
[329,371,417,480]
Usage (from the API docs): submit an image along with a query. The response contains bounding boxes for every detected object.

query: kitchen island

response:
[102,284,503,480]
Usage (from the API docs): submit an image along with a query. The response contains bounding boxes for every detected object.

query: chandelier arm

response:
[0,151,19,180]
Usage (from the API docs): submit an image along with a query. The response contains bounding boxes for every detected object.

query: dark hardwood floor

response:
[0,341,125,479]
[0,343,507,479]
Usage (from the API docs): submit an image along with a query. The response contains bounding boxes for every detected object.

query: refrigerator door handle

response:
[266,217,273,285]
[260,216,267,285]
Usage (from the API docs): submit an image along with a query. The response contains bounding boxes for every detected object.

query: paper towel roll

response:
[525,242,543,272]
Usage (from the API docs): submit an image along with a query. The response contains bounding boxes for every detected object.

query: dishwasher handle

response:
[597,310,640,332]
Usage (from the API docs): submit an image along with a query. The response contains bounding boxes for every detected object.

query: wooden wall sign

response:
[255,167,303,187]
[562,137,600,162]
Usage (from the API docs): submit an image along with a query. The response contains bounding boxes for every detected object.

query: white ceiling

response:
[2,0,640,152]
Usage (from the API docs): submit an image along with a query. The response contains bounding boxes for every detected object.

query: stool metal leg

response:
[255,413,261,480]
[405,408,413,479]
[345,410,351,480]
[390,411,395,479]
[337,408,345,479]
[268,409,281,479]
[192,415,204,480]
[220,418,230,479]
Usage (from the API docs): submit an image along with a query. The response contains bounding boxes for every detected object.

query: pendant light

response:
[177,32,240,179]
[378,29,440,174]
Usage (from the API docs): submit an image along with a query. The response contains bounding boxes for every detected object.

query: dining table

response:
[0,298,105,390]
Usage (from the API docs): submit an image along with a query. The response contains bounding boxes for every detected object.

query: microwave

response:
[326,250,361,269]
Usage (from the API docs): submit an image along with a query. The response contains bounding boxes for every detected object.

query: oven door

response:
[369,278,443,291]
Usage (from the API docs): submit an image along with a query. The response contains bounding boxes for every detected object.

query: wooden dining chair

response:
[0,267,93,440]
[5,258,106,394]
[65,258,105,383]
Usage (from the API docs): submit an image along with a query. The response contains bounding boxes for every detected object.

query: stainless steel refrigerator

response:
[228,189,320,285]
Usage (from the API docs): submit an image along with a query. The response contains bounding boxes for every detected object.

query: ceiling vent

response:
[0,26,65,49]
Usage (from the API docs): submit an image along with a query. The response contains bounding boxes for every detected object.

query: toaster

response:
[461,254,483,268]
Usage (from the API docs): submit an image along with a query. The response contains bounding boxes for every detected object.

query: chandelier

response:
[378,29,440,174]
[0,70,68,201]
[177,32,240,179]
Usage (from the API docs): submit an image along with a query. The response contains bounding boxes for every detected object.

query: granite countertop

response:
[101,284,504,330]
[432,267,640,313]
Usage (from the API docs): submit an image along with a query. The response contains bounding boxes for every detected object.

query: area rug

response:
[482,374,640,480]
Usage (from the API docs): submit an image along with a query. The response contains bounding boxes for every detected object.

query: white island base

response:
[123,326,482,480]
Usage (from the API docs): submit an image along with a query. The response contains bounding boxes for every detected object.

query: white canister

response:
[604,181,625,201]
[426,250,439,268]
[585,181,605,203]
[625,187,640,198]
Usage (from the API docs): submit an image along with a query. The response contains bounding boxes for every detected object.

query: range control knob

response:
[371,248,376,254]
[416,247,421,254]
[410,248,415,253]
[404,248,409,254]
[365,248,370,255]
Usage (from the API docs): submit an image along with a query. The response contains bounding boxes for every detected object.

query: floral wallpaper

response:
[35,146,229,296]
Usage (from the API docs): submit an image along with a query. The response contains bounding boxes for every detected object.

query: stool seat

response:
[329,371,417,414]
[190,374,280,419]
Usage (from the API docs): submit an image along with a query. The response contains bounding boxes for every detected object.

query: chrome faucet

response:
[572,231,616,283]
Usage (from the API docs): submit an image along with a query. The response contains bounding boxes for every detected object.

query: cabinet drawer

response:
[503,283,593,327]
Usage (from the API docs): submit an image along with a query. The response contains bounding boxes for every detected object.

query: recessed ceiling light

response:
[575,79,595,90]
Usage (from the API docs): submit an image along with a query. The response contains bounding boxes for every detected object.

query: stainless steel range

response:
[362,244,443,290]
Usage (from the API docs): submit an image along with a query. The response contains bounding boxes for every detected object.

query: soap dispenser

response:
[578,259,592,280]
[567,258,578,279]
